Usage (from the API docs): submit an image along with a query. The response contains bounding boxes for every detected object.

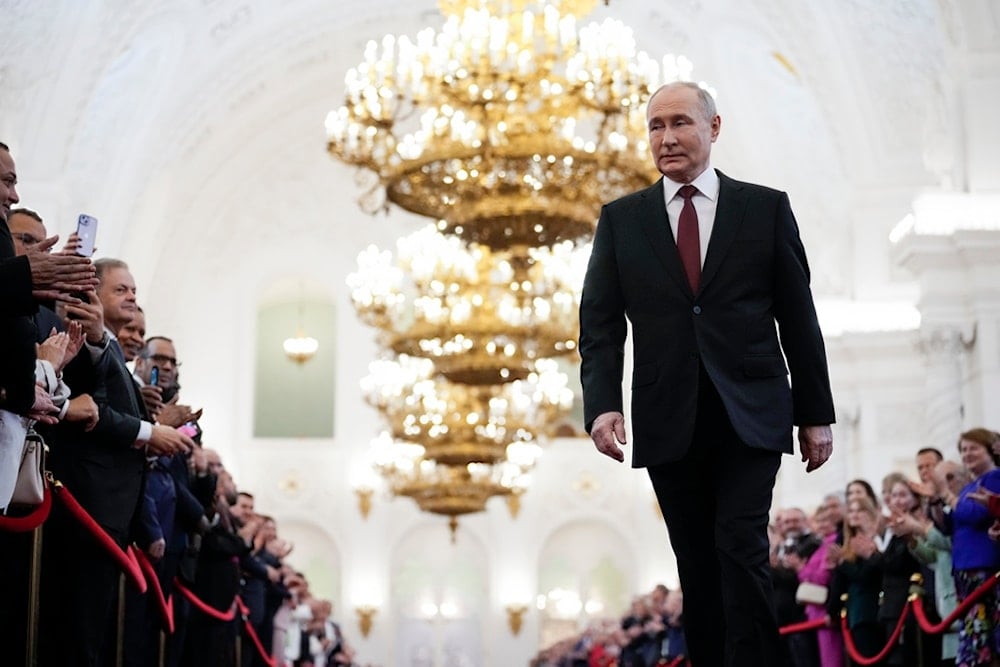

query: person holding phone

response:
[38,258,196,666]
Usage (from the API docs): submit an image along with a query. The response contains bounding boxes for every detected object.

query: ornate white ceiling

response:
[0,0,983,307]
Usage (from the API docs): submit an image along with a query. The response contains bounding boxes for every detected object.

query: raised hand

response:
[37,329,70,370]
[147,424,194,456]
[26,235,98,301]
[64,394,99,431]
[60,290,104,344]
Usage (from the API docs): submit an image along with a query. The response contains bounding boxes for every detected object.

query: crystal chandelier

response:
[325,0,687,248]
[361,355,573,465]
[348,225,588,385]
[348,236,578,536]
[330,0,703,528]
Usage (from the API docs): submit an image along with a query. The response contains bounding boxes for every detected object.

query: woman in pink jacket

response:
[796,508,844,667]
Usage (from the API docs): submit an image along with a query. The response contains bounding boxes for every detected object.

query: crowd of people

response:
[532,429,1000,667]
[0,142,370,667]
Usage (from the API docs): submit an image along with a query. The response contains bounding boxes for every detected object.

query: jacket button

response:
[693,306,702,314]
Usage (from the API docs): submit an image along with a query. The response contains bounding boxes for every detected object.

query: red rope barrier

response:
[53,483,146,592]
[779,617,827,636]
[0,482,52,532]
[236,597,277,667]
[912,572,1000,634]
[173,578,237,622]
[131,546,175,634]
[840,601,910,666]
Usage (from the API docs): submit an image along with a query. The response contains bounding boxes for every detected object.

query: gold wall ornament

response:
[356,605,377,637]
[325,0,705,249]
[277,472,302,496]
[506,487,524,518]
[354,486,374,519]
[506,604,529,635]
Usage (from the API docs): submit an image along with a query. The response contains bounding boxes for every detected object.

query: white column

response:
[918,326,970,447]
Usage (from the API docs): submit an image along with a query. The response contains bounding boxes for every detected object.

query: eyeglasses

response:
[149,354,181,367]
[12,232,44,248]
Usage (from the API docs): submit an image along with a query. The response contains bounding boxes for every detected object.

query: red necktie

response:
[676,185,701,292]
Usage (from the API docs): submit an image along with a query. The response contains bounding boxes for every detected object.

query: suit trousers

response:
[648,364,784,667]
[38,500,126,666]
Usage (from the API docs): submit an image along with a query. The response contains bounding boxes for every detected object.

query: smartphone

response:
[76,214,98,257]
[150,367,159,387]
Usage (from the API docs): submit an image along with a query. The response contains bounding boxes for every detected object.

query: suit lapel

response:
[700,171,748,293]
[107,339,143,417]
[638,180,692,296]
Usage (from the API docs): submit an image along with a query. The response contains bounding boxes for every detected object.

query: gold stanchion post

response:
[25,525,43,667]
[117,572,126,667]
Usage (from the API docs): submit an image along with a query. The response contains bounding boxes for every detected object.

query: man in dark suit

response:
[38,258,195,665]
[0,143,92,419]
[579,82,835,667]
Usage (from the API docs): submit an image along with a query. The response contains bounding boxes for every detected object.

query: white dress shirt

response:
[661,166,720,268]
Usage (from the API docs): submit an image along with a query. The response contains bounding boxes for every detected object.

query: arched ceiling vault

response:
[1,0,968,306]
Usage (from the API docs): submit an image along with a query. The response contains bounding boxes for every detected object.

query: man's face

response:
[916,452,941,483]
[818,496,844,524]
[144,338,178,387]
[234,495,255,524]
[935,460,969,496]
[647,86,720,184]
[96,266,137,333]
[0,150,19,223]
[780,509,807,537]
[118,310,146,362]
[204,448,223,475]
[8,212,45,256]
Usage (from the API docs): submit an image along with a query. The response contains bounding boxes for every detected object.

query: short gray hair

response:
[648,82,717,121]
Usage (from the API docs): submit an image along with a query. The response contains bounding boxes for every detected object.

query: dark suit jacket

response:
[0,219,37,415]
[579,171,835,467]
[49,341,147,544]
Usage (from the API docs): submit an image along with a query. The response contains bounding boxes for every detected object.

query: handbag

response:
[795,581,828,606]
[10,429,47,506]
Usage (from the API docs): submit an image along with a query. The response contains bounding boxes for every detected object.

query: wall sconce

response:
[505,604,528,636]
[283,289,319,363]
[355,486,374,519]
[283,333,319,363]
[356,605,377,637]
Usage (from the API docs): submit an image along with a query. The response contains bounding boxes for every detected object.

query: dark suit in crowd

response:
[38,336,148,665]
[0,196,40,667]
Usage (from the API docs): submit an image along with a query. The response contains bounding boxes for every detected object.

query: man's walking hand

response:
[799,424,833,472]
[591,411,627,463]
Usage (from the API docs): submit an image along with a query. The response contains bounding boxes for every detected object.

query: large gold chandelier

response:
[326,0,681,247]
[330,0,698,529]
[348,225,587,385]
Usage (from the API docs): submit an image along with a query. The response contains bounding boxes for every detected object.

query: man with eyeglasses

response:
[7,207,46,252]
[38,257,196,665]
[127,333,207,667]
[134,335,200,427]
